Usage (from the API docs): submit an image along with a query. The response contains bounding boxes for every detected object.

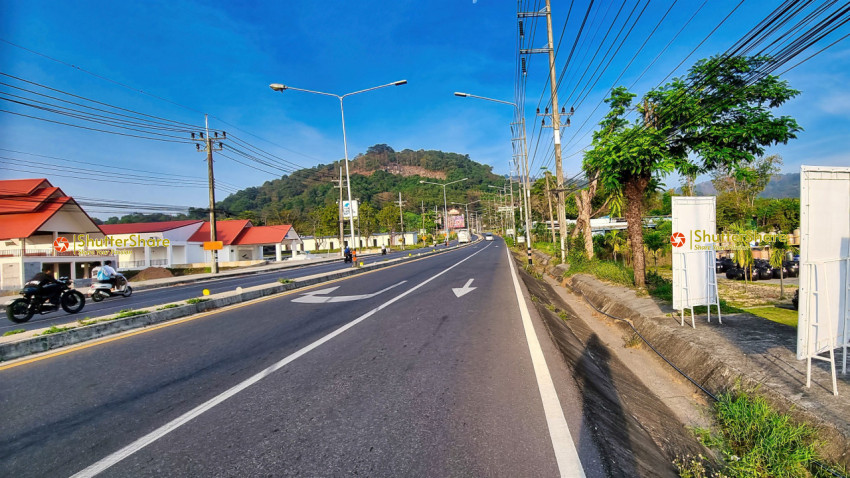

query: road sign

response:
[497,206,514,212]
[342,200,359,219]
[203,241,223,250]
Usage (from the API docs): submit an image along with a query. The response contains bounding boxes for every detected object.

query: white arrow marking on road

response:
[452,278,476,298]
[292,281,407,303]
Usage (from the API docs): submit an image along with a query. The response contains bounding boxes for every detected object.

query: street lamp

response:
[270,79,407,253]
[420,178,468,239]
[455,91,533,265]
[451,200,480,237]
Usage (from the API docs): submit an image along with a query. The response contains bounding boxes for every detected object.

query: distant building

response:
[0,178,116,289]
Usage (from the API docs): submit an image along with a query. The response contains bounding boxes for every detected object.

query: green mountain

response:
[691,173,800,198]
[217,144,503,226]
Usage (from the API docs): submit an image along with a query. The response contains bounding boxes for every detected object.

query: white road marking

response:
[70,243,492,478]
[505,246,586,477]
[291,281,406,303]
[451,278,477,298]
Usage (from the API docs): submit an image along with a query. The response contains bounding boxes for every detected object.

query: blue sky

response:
[1,0,848,218]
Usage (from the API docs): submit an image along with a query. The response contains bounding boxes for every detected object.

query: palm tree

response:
[643,230,667,274]
[604,230,625,262]
[769,239,796,299]
[730,222,754,287]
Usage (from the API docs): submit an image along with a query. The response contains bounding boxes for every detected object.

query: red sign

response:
[670,232,686,248]
[53,236,70,253]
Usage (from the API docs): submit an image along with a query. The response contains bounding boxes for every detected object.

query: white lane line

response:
[505,246,586,477]
[70,243,492,478]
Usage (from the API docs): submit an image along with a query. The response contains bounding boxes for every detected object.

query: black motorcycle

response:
[344,251,353,263]
[5,276,85,323]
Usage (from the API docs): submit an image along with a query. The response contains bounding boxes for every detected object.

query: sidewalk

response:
[529,250,849,467]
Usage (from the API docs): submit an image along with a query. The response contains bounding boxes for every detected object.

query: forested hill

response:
[217,144,503,224]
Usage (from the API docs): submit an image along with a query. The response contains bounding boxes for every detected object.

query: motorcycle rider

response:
[97,260,120,288]
[27,269,61,303]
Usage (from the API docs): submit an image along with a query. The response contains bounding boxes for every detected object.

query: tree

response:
[358,202,379,247]
[769,239,796,299]
[730,221,754,287]
[377,204,400,247]
[643,230,667,274]
[603,230,626,262]
[584,56,800,287]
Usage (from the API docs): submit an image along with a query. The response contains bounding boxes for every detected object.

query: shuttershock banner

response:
[449,215,465,229]
[672,196,718,312]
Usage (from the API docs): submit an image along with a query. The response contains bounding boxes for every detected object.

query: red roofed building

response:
[0,178,116,289]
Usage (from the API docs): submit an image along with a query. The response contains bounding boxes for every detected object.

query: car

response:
[484,233,494,241]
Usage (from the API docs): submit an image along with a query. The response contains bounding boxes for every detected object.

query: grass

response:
[156,304,180,310]
[3,329,26,336]
[563,252,635,287]
[40,325,76,335]
[745,306,798,328]
[277,278,293,284]
[114,309,149,319]
[646,271,745,315]
[185,298,209,305]
[679,389,847,478]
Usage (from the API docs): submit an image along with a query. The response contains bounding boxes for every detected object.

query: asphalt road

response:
[1,245,454,334]
[0,238,604,477]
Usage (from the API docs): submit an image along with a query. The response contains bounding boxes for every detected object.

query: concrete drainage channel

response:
[0,243,476,362]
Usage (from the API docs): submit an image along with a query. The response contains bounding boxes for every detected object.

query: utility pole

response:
[520,0,572,262]
[193,115,225,273]
[332,163,345,256]
[398,192,405,250]
[545,171,556,244]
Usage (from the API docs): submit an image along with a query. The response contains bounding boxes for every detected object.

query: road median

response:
[1,243,475,363]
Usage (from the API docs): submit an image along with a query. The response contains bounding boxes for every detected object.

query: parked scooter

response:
[89,269,132,302]
[6,276,85,323]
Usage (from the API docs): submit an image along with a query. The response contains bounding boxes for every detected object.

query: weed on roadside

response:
[673,454,728,478]
[545,304,557,312]
[185,298,209,305]
[40,325,75,335]
[530,295,539,302]
[278,278,293,284]
[114,309,149,319]
[558,311,571,321]
[623,333,642,349]
[156,304,180,310]
[3,329,25,336]
[684,388,843,477]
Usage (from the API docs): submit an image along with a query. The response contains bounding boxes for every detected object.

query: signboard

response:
[203,241,223,251]
[797,166,850,379]
[342,200,359,219]
[449,214,465,229]
[672,197,719,315]
[497,206,514,213]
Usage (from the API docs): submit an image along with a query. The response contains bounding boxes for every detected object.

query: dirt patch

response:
[129,267,174,282]
[718,279,797,307]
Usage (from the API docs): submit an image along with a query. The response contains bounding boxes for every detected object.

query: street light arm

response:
[453,92,517,109]
[342,80,408,99]
[269,83,341,99]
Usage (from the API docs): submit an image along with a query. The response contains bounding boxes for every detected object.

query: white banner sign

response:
[672,196,718,311]
[342,200,359,219]
[797,166,850,363]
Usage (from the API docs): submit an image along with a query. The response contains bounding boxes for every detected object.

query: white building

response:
[0,178,116,289]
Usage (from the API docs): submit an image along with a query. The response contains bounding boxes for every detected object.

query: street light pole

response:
[270,80,407,253]
[420,178,468,240]
[455,91,533,265]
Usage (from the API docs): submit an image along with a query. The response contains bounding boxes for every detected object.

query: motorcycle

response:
[89,274,132,302]
[5,276,86,323]
[344,250,353,263]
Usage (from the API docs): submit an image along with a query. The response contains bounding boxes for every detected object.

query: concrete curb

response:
[0,242,475,363]
[564,272,850,466]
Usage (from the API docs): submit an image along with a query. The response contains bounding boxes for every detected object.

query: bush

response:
[564,249,635,287]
